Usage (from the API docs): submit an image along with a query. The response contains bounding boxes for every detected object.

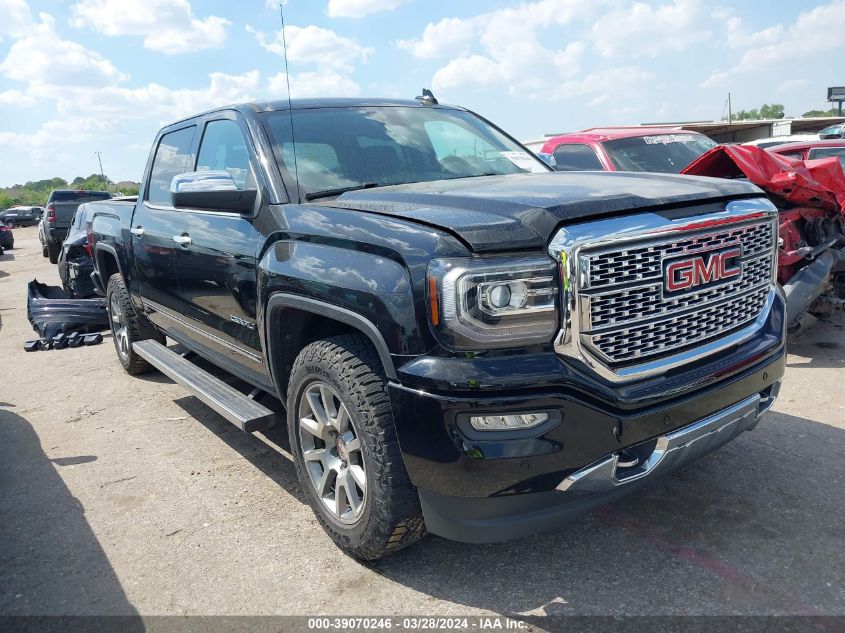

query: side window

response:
[196,119,256,189]
[147,126,196,205]
[552,144,603,171]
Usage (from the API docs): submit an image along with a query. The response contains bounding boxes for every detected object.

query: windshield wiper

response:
[304,182,384,201]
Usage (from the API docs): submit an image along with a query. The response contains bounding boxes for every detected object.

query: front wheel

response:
[287,334,426,560]
[106,273,163,374]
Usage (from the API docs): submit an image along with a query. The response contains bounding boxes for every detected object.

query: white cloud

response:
[247,24,372,72]
[69,0,230,54]
[536,66,657,102]
[592,0,709,58]
[0,0,32,38]
[267,71,361,97]
[403,1,608,100]
[703,0,845,87]
[0,69,263,167]
[0,13,127,88]
[0,89,36,106]
[327,0,410,19]
[58,71,262,123]
[778,78,810,93]
[0,116,116,165]
[396,16,481,59]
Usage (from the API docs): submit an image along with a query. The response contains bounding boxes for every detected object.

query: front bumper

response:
[414,383,779,543]
[388,295,785,542]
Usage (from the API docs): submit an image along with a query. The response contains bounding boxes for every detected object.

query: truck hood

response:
[325,172,762,252]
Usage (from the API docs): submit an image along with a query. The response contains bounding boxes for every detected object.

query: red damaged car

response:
[528,128,717,173]
[768,138,845,169]
[682,145,845,329]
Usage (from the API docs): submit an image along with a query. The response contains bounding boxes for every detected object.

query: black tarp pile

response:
[25,279,109,350]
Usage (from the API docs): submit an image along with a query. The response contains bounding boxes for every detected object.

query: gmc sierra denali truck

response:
[88,97,786,560]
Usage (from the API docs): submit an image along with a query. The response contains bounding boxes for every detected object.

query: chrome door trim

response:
[141,299,263,364]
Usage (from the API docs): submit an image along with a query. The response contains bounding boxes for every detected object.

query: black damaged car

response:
[86,96,786,559]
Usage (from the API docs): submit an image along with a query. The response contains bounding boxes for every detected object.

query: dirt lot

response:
[1,225,844,618]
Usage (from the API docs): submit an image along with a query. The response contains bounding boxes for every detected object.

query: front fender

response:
[258,240,424,359]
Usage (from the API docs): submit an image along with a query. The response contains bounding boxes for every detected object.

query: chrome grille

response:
[580,219,775,365]
[587,222,773,288]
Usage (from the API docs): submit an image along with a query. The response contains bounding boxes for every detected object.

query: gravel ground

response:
[0,225,843,618]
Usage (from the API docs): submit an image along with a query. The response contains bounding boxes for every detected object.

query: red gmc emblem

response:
[664,247,742,294]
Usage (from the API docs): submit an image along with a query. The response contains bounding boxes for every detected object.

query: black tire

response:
[287,334,426,560]
[106,273,164,374]
[47,239,60,264]
[5,221,15,229]
[42,246,48,257]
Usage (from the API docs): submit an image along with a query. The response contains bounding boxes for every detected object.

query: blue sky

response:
[0,0,841,186]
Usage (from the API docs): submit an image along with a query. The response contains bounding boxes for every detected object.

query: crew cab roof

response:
[161,98,465,130]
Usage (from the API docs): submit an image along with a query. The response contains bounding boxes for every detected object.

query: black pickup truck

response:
[87,97,785,559]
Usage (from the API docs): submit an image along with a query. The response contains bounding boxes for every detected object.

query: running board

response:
[132,339,275,432]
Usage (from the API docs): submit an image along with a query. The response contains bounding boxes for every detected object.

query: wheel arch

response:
[265,293,398,399]
[94,243,122,284]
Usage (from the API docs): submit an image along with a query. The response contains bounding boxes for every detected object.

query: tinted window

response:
[603,134,717,173]
[809,146,845,167]
[552,144,603,170]
[146,126,196,204]
[49,191,111,203]
[196,119,255,189]
[262,106,547,197]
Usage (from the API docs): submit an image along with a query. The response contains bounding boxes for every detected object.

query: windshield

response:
[48,191,111,203]
[602,134,717,173]
[262,106,548,198]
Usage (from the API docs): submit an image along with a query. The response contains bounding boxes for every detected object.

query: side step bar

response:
[133,339,275,432]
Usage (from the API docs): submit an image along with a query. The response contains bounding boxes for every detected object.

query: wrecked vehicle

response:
[58,204,99,298]
[87,97,785,559]
[682,144,845,329]
[26,280,109,340]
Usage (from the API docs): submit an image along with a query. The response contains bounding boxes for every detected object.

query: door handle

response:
[130,226,144,236]
[173,234,192,246]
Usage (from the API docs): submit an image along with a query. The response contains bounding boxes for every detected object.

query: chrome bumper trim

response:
[557,390,773,494]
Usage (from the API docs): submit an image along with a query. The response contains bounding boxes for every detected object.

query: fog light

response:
[469,412,549,431]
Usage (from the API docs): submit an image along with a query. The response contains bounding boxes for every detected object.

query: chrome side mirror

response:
[171,170,238,193]
[169,171,257,213]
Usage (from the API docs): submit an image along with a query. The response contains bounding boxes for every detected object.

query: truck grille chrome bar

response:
[548,199,780,382]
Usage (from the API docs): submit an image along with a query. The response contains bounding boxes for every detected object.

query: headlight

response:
[427,256,559,349]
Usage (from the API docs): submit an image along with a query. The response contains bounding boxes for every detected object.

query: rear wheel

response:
[287,334,426,560]
[47,239,60,264]
[106,273,163,374]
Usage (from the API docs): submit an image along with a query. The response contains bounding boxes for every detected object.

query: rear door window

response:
[552,144,603,170]
[146,126,197,205]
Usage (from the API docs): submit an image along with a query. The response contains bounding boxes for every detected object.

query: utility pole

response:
[95,151,105,179]
[727,92,732,124]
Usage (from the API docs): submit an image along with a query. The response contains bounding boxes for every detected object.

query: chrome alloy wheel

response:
[298,381,367,524]
[109,292,129,361]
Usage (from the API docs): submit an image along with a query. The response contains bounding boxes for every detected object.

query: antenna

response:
[279,2,300,202]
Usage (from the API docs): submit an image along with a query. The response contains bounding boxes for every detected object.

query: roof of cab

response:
[161,98,463,131]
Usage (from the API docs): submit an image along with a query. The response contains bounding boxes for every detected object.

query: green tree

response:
[723,103,786,121]
[802,108,838,117]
